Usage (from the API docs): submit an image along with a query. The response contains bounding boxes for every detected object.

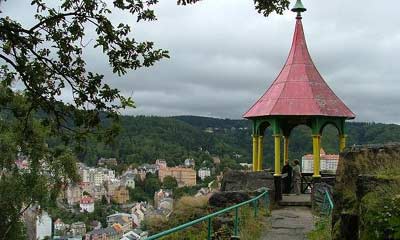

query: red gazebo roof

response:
[244,15,355,119]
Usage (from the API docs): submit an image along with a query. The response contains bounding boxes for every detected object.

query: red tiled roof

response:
[80,196,94,204]
[244,16,355,119]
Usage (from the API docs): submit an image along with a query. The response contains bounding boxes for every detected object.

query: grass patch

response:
[239,206,270,240]
[307,216,332,240]
[144,195,270,240]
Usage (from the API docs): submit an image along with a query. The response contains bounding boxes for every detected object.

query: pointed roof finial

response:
[291,0,307,19]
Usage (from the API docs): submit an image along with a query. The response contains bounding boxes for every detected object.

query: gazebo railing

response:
[145,188,270,240]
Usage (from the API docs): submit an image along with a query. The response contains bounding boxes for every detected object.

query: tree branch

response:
[1,199,34,240]
[0,54,17,69]
[29,11,79,32]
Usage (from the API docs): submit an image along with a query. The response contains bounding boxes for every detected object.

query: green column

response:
[257,136,264,171]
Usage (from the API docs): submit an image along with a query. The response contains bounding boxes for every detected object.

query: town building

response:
[106,179,121,198]
[302,149,339,174]
[107,213,133,233]
[155,159,167,169]
[89,221,102,231]
[138,164,157,175]
[53,236,82,240]
[158,167,196,187]
[98,157,118,166]
[184,158,195,168]
[212,156,221,165]
[85,225,122,240]
[54,218,68,234]
[131,202,148,227]
[154,189,173,210]
[15,158,29,170]
[198,167,211,180]
[94,170,105,186]
[102,168,116,182]
[121,173,135,189]
[70,221,86,237]
[121,229,148,240]
[112,186,130,204]
[65,184,81,205]
[36,211,52,240]
[239,163,253,170]
[137,168,147,181]
[80,167,91,183]
[195,187,211,197]
[24,207,52,240]
[93,185,107,201]
[80,196,95,213]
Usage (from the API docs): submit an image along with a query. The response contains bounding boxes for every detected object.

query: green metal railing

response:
[321,189,334,215]
[146,188,270,240]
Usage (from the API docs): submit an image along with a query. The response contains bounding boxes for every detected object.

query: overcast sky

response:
[2,1,400,123]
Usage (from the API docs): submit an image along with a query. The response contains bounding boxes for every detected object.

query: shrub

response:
[360,190,400,240]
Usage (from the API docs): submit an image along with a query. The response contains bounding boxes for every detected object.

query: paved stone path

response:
[261,206,314,240]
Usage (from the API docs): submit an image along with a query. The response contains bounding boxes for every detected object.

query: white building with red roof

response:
[302,149,339,174]
[80,196,94,213]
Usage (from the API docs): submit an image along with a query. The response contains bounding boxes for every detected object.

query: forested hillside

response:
[76,116,400,170]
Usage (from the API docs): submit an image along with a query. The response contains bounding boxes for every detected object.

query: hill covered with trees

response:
[76,115,400,170]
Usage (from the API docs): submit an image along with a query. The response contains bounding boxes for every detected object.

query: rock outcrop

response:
[332,143,400,240]
[208,191,250,208]
[221,170,275,201]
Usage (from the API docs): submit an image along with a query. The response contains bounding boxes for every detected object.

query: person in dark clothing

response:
[281,160,293,194]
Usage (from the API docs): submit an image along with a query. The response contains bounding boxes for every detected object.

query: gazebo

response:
[243,0,355,199]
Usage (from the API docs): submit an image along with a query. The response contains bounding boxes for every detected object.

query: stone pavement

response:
[261,206,314,240]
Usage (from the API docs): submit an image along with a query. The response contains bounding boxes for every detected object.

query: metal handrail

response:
[322,189,334,215]
[145,188,270,240]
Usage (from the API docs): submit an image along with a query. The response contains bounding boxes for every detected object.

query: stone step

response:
[278,194,312,207]
[278,201,312,207]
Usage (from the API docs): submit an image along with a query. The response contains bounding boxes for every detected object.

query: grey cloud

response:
[2,0,400,123]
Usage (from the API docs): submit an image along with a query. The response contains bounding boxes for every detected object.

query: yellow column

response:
[274,134,281,176]
[257,136,264,171]
[252,135,259,172]
[283,136,289,164]
[312,134,321,178]
[339,134,347,152]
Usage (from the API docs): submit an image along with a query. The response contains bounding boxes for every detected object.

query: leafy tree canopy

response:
[162,175,178,190]
[177,0,291,17]
[0,0,168,238]
[0,0,293,239]
[144,174,161,197]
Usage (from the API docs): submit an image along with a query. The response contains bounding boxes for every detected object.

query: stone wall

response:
[332,143,400,240]
[221,170,275,202]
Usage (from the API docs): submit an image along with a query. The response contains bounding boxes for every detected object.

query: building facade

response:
[80,196,95,213]
[158,167,196,187]
[302,149,339,174]
[198,167,211,180]
[36,211,52,240]
[112,186,130,204]
[65,184,81,206]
